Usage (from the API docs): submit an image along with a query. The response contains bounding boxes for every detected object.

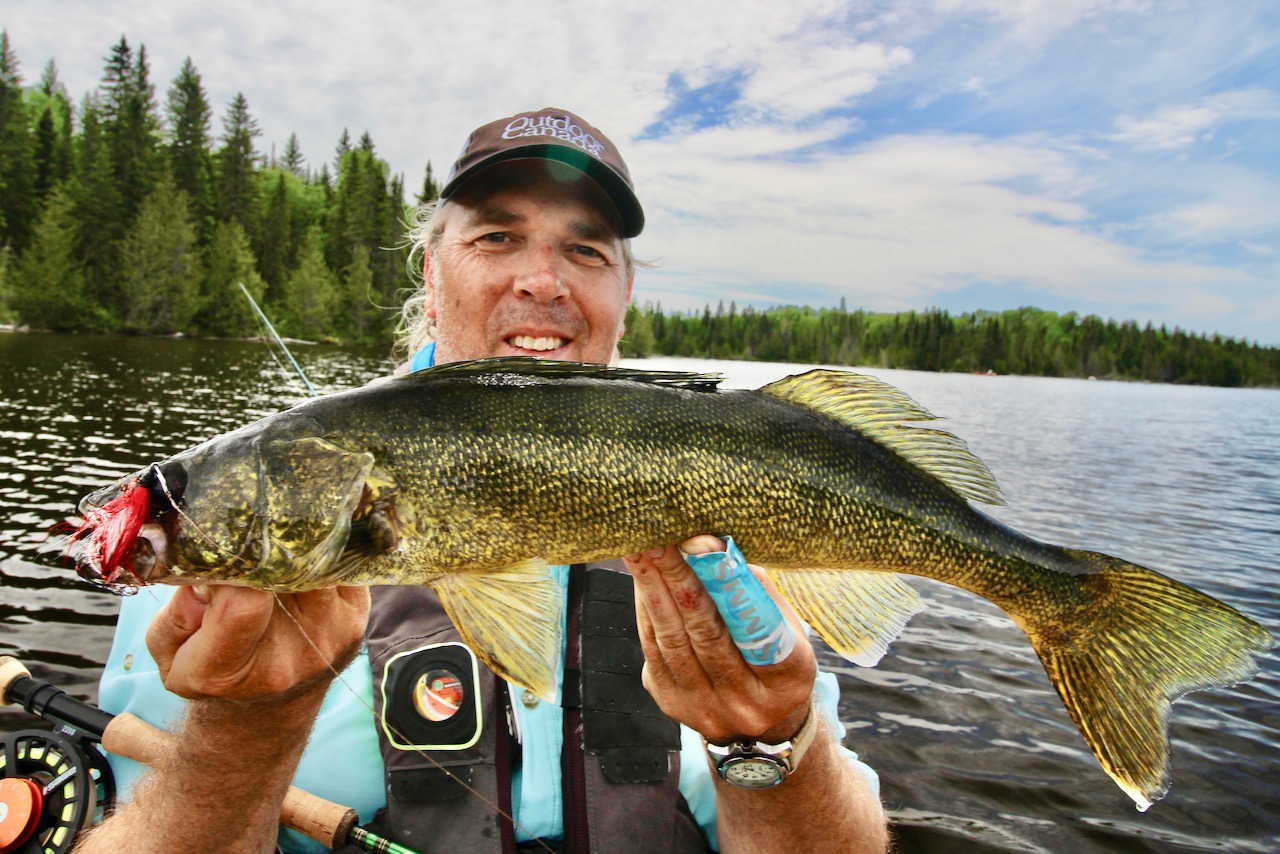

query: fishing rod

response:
[239,282,319,398]
[0,656,419,854]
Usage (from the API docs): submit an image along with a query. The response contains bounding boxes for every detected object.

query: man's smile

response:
[508,334,569,352]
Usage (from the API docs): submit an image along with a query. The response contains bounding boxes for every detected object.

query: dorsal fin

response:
[761,370,1005,506]
[406,356,724,392]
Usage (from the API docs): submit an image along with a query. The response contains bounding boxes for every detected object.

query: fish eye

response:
[141,462,188,510]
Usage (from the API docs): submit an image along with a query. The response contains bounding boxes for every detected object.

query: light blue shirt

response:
[98,342,879,851]
[100,581,872,853]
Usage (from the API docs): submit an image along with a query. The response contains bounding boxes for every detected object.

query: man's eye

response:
[572,245,603,259]
[480,232,509,244]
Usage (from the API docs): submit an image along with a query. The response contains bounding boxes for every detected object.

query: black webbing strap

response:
[561,565,590,853]
[497,681,517,854]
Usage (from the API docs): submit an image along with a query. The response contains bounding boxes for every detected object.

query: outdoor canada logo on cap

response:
[500,112,607,160]
[441,107,645,238]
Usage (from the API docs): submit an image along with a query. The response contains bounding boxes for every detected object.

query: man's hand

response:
[626,538,889,853]
[78,585,370,854]
[147,584,370,702]
[624,536,815,742]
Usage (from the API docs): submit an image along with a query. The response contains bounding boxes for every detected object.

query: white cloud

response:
[1108,89,1280,151]
[738,39,914,119]
[629,126,1271,339]
[929,0,1159,42]
[2,0,1277,342]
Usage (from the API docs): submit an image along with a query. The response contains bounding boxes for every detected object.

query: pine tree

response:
[71,97,124,320]
[196,219,266,337]
[282,132,305,177]
[117,170,201,333]
[334,128,351,171]
[216,92,260,230]
[327,134,406,340]
[277,225,337,339]
[0,31,38,251]
[165,57,214,233]
[620,302,655,356]
[100,37,160,225]
[10,186,94,330]
[0,244,12,323]
[416,161,440,205]
[339,248,379,342]
[32,60,73,205]
[33,106,57,199]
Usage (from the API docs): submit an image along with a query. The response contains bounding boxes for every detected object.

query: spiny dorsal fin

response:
[761,370,1005,506]
[409,356,724,392]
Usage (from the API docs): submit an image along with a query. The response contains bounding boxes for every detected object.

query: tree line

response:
[2,33,1275,387]
[0,32,436,344]
[621,302,1280,388]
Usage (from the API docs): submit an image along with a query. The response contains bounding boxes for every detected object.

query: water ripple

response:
[2,342,1276,852]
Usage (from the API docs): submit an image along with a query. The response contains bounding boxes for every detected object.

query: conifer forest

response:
[1,33,1276,387]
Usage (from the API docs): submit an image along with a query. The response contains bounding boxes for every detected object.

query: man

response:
[79,108,889,853]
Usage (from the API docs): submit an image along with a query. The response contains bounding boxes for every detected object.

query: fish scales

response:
[69,357,1273,811]
[326,368,1001,579]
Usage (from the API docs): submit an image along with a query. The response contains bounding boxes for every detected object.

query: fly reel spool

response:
[0,729,112,854]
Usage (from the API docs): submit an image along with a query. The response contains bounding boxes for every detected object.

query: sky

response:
[4,0,1279,344]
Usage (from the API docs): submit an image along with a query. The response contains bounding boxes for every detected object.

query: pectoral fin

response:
[771,568,925,666]
[430,558,562,701]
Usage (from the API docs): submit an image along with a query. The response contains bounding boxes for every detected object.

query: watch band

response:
[703,694,820,788]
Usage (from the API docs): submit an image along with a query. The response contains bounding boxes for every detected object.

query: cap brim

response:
[441,144,644,238]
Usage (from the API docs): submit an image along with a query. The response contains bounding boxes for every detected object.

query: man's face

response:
[425,161,634,366]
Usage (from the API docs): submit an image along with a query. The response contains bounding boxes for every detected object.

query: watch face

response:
[721,756,785,789]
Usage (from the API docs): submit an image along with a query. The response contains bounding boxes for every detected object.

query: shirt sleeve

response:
[97,588,185,801]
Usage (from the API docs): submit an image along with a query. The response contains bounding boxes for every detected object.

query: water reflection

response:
[1,339,1276,853]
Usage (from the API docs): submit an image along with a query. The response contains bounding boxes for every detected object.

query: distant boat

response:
[973,369,998,376]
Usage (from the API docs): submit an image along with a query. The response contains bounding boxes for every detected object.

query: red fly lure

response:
[68,478,150,588]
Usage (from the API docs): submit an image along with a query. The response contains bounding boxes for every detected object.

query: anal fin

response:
[430,558,562,701]
[771,568,925,666]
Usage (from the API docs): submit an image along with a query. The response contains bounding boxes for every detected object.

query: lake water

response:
[1,333,1276,852]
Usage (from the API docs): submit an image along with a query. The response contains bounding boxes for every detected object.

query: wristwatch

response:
[703,697,819,789]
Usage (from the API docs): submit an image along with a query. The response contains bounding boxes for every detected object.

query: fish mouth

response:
[74,524,167,591]
[70,463,186,592]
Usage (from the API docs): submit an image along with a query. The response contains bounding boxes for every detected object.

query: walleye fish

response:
[70,358,1272,810]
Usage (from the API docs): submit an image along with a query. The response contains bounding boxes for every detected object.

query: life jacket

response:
[343,562,709,854]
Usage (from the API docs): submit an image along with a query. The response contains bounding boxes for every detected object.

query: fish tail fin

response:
[1018,550,1273,810]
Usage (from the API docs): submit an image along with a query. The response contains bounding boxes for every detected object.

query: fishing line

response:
[238,282,318,398]
[230,294,553,851]
[271,595,556,853]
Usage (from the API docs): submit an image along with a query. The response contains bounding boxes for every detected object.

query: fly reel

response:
[0,729,113,854]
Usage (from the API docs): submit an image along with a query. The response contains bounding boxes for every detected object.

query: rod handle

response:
[0,656,30,702]
[101,712,358,848]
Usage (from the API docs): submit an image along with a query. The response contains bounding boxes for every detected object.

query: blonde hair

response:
[393,200,448,364]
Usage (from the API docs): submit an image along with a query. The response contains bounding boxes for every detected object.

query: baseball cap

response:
[440,108,644,238]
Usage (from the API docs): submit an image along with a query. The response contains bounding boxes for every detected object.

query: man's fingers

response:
[628,546,730,647]
[280,586,370,667]
[680,537,797,667]
[147,585,213,675]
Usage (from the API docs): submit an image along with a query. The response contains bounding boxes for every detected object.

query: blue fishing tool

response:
[681,537,796,666]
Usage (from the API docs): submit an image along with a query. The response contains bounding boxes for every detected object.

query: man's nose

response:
[513,245,569,302]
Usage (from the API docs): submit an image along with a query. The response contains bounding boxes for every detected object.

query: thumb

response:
[146,585,211,675]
